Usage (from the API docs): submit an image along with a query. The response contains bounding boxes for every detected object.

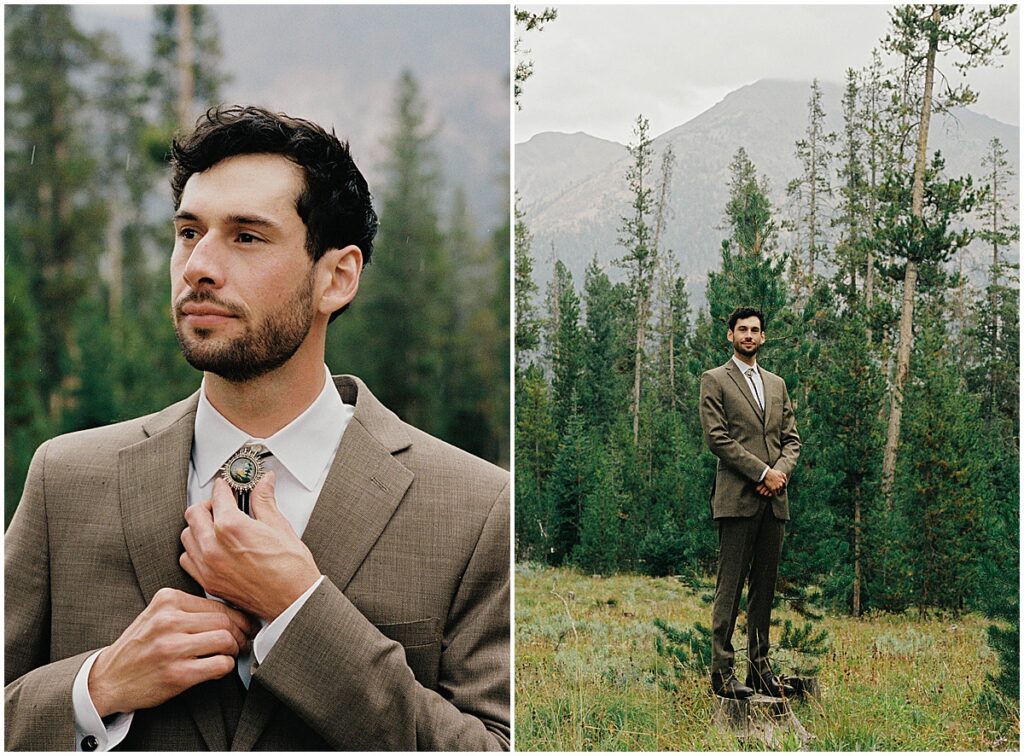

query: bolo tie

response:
[219,444,273,515]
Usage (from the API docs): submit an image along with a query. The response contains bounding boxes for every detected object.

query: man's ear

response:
[315,245,363,317]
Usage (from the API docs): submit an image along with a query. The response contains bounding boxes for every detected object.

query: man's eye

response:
[177,228,198,240]
[237,233,260,244]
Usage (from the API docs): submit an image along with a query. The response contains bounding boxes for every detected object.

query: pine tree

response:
[966,137,1020,424]
[617,115,657,446]
[573,443,625,574]
[795,297,885,614]
[895,305,991,611]
[580,257,628,437]
[4,5,109,428]
[706,148,787,349]
[515,201,542,372]
[878,3,1015,510]
[544,407,596,565]
[874,150,977,511]
[514,7,557,109]
[785,79,835,301]
[332,71,452,436]
[4,255,50,525]
[549,261,584,436]
[148,5,227,131]
[859,50,892,344]
[652,254,692,412]
[833,69,870,308]
[443,189,507,461]
[515,364,557,561]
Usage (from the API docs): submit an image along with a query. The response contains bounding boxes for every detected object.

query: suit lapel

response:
[231,376,414,751]
[762,371,774,429]
[725,361,764,422]
[119,394,200,602]
[119,392,229,751]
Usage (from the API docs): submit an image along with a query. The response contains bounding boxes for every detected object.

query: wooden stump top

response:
[712,692,812,747]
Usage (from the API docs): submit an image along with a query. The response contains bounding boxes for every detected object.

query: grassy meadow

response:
[514,564,1018,751]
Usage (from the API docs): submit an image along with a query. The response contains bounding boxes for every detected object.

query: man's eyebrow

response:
[172,211,282,230]
[227,213,281,230]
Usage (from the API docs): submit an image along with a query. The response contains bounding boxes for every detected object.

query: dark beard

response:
[734,342,760,358]
[173,276,314,383]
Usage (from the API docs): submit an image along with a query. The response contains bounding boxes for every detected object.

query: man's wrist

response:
[86,647,120,718]
[73,649,134,751]
[254,575,325,664]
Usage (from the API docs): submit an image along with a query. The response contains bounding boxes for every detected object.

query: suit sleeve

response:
[5,440,90,751]
[699,371,771,482]
[252,478,510,750]
[772,381,801,477]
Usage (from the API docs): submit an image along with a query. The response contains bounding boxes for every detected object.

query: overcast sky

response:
[516,3,1020,144]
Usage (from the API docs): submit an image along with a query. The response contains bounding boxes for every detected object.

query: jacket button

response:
[81,735,99,751]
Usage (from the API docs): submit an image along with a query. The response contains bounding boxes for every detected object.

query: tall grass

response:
[515,564,1018,751]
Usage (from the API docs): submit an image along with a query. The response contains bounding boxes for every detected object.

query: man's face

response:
[727,316,765,358]
[170,154,317,382]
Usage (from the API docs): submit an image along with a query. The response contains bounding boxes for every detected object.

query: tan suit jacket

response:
[699,360,801,520]
[5,375,510,751]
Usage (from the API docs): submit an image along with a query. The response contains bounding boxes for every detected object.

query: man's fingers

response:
[250,470,282,523]
[180,525,198,557]
[178,628,243,658]
[210,477,246,521]
[179,550,201,584]
[156,589,255,636]
[179,655,237,685]
[169,611,251,650]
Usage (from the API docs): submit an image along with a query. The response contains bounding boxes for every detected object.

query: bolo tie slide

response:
[219,445,273,516]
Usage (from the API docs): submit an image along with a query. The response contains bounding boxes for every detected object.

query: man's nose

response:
[182,232,226,289]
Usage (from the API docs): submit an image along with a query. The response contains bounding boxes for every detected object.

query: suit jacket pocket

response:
[375,617,442,690]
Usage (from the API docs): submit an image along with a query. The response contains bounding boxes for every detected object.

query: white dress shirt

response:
[72,365,354,751]
[732,355,769,482]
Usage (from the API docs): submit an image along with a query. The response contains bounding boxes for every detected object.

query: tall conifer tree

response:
[330,72,452,437]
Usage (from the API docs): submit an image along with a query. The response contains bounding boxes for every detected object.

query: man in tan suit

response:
[699,306,800,700]
[5,106,509,751]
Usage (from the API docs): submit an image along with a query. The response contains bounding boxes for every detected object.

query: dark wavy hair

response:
[170,105,378,319]
[727,306,766,331]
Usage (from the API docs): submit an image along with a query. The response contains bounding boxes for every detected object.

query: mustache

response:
[173,290,245,318]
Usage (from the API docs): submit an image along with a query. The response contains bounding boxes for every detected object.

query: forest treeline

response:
[514,4,1018,701]
[4,5,510,524]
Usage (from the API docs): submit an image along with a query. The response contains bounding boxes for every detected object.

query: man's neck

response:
[202,349,327,438]
[733,351,757,368]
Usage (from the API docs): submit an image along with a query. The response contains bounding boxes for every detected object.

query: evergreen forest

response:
[5,6,510,527]
[515,4,1019,712]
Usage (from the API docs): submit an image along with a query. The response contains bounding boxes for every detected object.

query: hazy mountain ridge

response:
[517,79,1019,302]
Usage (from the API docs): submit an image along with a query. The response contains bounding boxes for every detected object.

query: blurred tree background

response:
[5,5,510,525]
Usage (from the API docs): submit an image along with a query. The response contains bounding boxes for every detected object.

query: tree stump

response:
[784,675,820,700]
[712,694,812,747]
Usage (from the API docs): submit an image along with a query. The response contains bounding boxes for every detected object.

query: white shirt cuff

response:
[253,575,325,666]
[759,465,769,482]
[72,650,134,751]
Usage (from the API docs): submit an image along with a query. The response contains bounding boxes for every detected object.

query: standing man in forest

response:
[699,306,801,699]
[5,106,509,751]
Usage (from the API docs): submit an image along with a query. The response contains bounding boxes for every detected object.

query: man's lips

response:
[179,302,239,326]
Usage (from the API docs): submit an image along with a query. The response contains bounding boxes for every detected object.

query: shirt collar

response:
[192,365,352,491]
[732,355,759,375]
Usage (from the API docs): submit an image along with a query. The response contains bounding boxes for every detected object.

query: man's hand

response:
[88,588,252,718]
[760,468,788,496]
[180,472,321,622]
